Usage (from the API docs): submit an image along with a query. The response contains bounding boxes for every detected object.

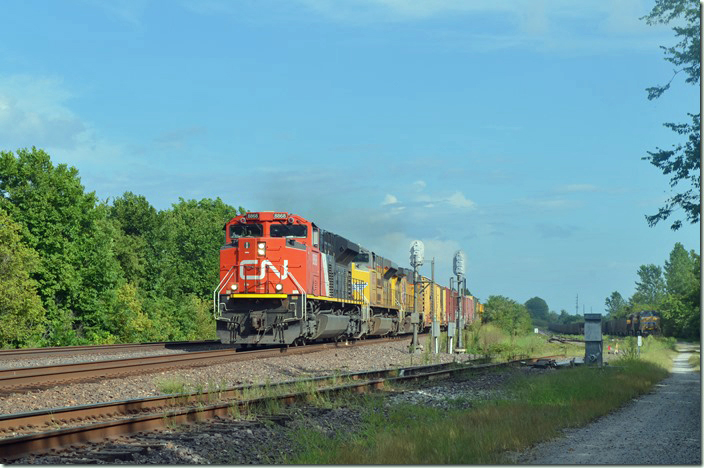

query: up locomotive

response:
[547,310,662,337]
[214,211,480,346]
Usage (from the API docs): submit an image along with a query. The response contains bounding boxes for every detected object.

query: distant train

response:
[548,310,661,336]
[214,211,482,346]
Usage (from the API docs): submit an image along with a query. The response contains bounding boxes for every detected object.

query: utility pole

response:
[409,240,424,354]
[431,258,439,354]
[453,250,466,351]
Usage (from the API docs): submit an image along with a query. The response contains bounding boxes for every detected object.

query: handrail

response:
[212,266,236,318]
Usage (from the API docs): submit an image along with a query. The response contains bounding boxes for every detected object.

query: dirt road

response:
[512,343,701,465]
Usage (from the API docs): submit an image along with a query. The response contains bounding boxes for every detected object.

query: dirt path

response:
[511,343,701,465]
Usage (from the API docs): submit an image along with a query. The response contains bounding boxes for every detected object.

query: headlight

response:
[257,242,266,255]
[231,283,238,291]
[275,284,283,291]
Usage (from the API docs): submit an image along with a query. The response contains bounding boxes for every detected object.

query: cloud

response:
[446,191,477,209]
[382,194,399,206]
[0,75,87,150]
[295,0,671,53]
[412,180,426,191]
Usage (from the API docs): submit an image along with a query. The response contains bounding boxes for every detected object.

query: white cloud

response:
[382,194,399,206]
[412,180,426,191]
[446,191,477,210]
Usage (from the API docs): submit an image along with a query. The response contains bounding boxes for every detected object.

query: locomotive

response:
[213,211,481,346]
[547,310,661,337]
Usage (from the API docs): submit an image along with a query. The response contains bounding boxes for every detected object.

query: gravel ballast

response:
[0,339,473,416]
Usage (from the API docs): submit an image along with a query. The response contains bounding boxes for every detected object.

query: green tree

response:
[108,192,159,289]
[604,291,628,318]
[524,297,549,321]
[483,295,532,338]
[0,148,124,345]
[630,264,665,306]
[642,0,700,230]
[0,206,46,347]
[661,242,700,337]
[153,197,238,299]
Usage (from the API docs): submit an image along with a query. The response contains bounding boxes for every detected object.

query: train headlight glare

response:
[231,283,237,291]
[257,242,266,255]
[275,283,283,291]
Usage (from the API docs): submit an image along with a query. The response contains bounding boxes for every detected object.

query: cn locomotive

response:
[547,310,661,337]
[214,211,481,346]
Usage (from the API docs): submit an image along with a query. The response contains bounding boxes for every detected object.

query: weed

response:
[287,342,674,465]
[156,377,188,395]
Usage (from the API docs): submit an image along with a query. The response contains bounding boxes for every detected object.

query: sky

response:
[1,0,699,315]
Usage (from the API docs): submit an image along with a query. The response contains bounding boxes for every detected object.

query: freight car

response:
[214,211,477,346]
[547,310,661,337]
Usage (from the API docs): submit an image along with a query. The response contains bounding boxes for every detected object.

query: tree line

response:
[604,242,700,339]
[0,147,244,348]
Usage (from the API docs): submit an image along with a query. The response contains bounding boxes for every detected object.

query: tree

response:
[108,192,159,289]
[642,0,700,230]
[604,291,628,318]
[483,295,532,338]
[153,197,238,300]
[630,264,666,306]
[0,206,46,347]
[0,148,124,345]
[661,242,700,337]
[524,297,549,321]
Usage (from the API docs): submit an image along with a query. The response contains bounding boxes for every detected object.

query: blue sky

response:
[1,0,699,315]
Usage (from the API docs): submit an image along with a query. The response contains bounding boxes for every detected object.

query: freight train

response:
[547,310,661,337]
[214,211,481,346]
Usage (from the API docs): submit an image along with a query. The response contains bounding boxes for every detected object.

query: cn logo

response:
[239,260,289,280]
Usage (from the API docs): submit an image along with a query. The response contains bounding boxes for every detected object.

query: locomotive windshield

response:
[230,223,263,238]
[270,224,307,238]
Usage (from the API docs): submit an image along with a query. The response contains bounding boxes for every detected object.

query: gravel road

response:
[511,343,701,465]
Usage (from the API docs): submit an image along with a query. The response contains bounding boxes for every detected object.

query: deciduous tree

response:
[642,0,700,230]
[0,206,46,347]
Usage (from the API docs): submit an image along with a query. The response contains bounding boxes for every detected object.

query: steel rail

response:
[0,355,560,460]
[0,340,223,359]
[0,336,411,393]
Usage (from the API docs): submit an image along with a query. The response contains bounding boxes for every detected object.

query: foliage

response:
[630,264,665,306]
[483,296,532,338]
[604,291,628,318]
[0,148,242,347]
[0,206,46,347]
[642,0,700,230]
[0,148,124,345]
[524,296,549,321]
[153,197,238,299]
[287,352,671,464]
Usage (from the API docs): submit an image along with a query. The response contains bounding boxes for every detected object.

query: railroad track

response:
[0,336,410,394]
[0,356,557,461]
[0,340,223,360]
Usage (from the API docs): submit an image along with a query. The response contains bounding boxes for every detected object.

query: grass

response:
[688,353,700,372]
[284,335,675,465]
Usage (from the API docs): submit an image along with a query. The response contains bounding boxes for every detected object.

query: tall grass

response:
[287,336,674,465]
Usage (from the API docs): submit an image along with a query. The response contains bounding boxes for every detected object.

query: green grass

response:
[285,337,674,465]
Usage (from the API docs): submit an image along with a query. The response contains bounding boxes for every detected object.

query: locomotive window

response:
[270,224,307,238]
[229,223,263,239]
[354,252,370,263]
